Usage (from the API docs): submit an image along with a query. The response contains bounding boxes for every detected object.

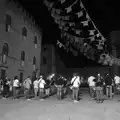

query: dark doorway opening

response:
[19,72,23,83]
[0,69,6,79]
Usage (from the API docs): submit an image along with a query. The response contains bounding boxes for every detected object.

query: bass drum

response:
[116,85,120,91]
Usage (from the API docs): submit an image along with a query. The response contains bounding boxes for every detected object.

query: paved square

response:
[0,88,120,120]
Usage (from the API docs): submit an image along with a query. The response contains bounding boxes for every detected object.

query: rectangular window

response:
[34,36,37,48]
[19,72,23,83]
[43,56,47,65]
[5,14,11,32]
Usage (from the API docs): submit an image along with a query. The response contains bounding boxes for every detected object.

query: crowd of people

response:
[88,73,120,103]
[0,72,120,103]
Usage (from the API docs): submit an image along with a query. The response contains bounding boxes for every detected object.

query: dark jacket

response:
[104,75,112,86]
[63,80,67,87]
[45,80,50,88]
[95,77,104,87]
[55,77,64,86]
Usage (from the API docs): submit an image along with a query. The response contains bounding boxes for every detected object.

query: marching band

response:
[0,72,120,103]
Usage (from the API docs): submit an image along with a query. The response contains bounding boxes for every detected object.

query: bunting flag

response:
[44,0,120,66]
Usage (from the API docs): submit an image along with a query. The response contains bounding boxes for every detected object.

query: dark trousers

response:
[89,86,96,98]
[13,87,19,99]
[2,86,9,97]
[106,85,113,99]
[39,88,44,99]
[24,88,30,99]
[57,85,63,100]
[96,87,103,102]
[72,87,79,101]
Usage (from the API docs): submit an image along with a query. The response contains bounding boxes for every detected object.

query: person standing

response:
[23,76,32,100]
[114,75,120,94]
[38,75,46,100]
[63,77,67,96]
[2,76,8,99]
[33,78,39,99]
[104,74,113,99]
[45,77,51,97]
[0,78,2,96]
[71,73,81,102]
[55,75,64,100]
[88,75,96,99]
[13,76,19,100]
[95,74,105,103]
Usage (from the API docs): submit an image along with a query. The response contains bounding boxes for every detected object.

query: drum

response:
[116,85,120,91]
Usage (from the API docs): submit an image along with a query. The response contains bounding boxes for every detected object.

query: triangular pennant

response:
[60,0,66,4]
[63,26,69,31]
[81,20,89,26]
[60,21,66,26]
[75,30,82,35]
[69,22,75,26]
[86,13,90,20]
[65,6,72,13]
[89,30,96,35]
[44,0,54,9]
[59,25,63,29]
[59,43,63,48]
[64,16,70,20]
[96,44,103,50]
[76,11,83,18]
[79,38,84,44]
[96,33,100,37]
[89,36,95,42]
[55,9,61,14]
[57,40,60,45]
[80,1,84,9]
[74,37,79,42]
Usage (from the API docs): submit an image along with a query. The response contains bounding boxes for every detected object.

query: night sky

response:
[17,0,120,68]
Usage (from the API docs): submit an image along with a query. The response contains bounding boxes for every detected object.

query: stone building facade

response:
[41,44,67,76]
[0,0,42,82]
[41,44,55,76]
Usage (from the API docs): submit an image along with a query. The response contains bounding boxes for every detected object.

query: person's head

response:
[73,73,77,77]
[14,76,18,80]
[97,73,100,77]
[115,74,117,77]
[5,76,8,79]
[40,75,43,79]
[28,76,31,79]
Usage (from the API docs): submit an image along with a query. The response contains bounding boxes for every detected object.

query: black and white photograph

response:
[0,0,120,120]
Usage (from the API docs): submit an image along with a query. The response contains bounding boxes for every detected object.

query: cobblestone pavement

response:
[0,88,120,120]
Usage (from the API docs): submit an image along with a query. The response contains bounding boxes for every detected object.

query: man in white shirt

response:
[71,74,81,102]
[38,75,46,100]
[33,78,39,99]
[88,76,96,99]
[114,75,120,94]
[13,76,19,99]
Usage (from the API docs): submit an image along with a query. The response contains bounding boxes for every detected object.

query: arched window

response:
[2,43,9,55]
[21,51,25,67]
[21,51,25,61]
[2,43,9,64]
[5,14,11,32]
[34,36,37,48]
[22,27,27,37]
[43,56,47,65]
[33,56,36,71]
[33,56,36,65]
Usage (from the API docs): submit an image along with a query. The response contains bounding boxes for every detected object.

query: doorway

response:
[19,72,23,83]
[0,69,6,79]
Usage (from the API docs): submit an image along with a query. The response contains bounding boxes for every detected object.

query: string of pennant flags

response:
[44,0,120,66]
